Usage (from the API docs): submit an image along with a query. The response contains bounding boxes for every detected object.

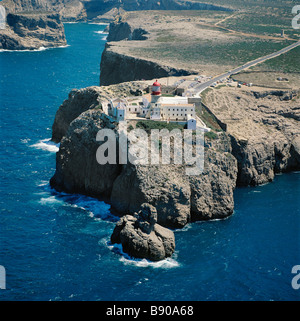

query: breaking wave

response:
[0,45,69,53]
[38,183,118,222]
[107,241,180,269]
[89,22,109,26]
[30,138,60,152]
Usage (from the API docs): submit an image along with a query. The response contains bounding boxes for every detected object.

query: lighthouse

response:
[151,80,161,103]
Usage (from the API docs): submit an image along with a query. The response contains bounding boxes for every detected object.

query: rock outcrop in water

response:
[111,204,175,261]
[0,13,66,50]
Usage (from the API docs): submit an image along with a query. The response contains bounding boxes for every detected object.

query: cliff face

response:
[0,13,67,50]
[2,0,232,21]
[51,81,146,143]
[106,21,148,42]
[1,0,86,21]
[83,0,232,20]
[100,45,194,86]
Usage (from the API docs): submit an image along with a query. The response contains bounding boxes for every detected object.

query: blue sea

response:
[0,23,299,301]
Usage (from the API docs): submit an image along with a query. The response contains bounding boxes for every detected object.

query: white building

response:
[106,80,199,128]
[108,98,127,121]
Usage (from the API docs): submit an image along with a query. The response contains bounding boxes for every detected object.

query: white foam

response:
[30,138,60,152]
[37,180,49,187]
[39,185,117,222]
[0,45,69,53]
[108,242,180,269]
[39,196,65,206]
[94,30,109,35]
[89,22,109,26]
[64,194,115,221]
[173,223,192,232]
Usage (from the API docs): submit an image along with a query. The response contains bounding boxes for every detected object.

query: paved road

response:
[192,41,300,96]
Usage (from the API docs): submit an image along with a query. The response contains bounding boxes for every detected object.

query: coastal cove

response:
[0,22,299,301]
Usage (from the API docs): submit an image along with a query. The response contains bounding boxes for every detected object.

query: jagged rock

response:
[50,109,121,197]
[107,20,148,42]
[110,204,175,261]
[137,203,157,233]
[51,82,147,143]
[0,13,67,50]
[51,87,103,143]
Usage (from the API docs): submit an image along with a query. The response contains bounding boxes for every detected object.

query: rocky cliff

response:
[1,0,232,21]
[50,108,237,228]
[106,21,148,42]
[51,82,146,143]
[50,83,237,231]
[1,0,86,21]
[100,44,194,86]
[203,87,300,186]
[0,13,67,50]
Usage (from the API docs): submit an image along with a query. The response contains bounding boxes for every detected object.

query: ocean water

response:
[0,23,300,301]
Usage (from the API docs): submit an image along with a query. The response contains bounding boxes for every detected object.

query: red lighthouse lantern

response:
[151,80,161,96]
